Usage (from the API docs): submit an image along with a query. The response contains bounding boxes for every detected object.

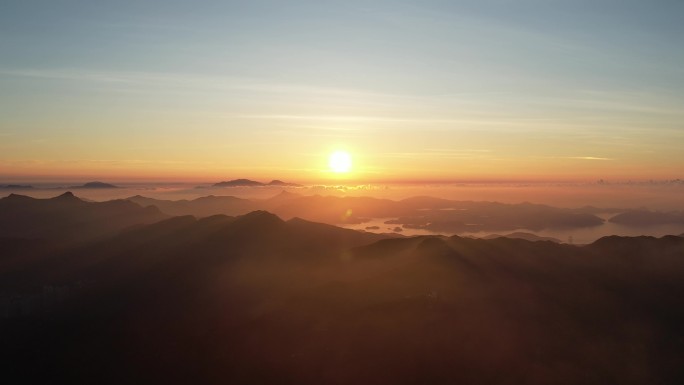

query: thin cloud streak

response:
[5,68,681,118]
[565,157,614,161]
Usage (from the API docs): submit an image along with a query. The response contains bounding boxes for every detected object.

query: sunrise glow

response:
[3,3,684,383]
[1,2,682,184]
[329,151,352,173]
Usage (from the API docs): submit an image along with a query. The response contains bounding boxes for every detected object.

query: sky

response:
[1,0,683,183]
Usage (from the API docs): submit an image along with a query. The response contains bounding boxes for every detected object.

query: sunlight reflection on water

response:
[343,217,684,245]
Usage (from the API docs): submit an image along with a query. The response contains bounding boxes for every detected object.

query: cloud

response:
[566,156,614,161]
[0,68,394,99]
[376,149,494,160]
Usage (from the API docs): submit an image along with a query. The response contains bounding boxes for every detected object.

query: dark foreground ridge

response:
[1,193,684,384]
[0,192,167,242]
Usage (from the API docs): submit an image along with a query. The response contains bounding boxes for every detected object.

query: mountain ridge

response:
[212,179,301,187]
[3,203,684,384]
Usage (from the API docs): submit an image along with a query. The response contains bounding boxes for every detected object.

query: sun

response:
[329,151,352,173]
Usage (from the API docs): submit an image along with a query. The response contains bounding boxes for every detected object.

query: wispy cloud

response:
[4,68,682,122]
[565,156,614,161]
[0,159,217,167]
[0,68,395,100]
[231,113,588,131]
[375,149,494,160]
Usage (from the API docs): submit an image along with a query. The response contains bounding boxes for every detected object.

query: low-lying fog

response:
[4,181,684,244]
[343,216,684,244]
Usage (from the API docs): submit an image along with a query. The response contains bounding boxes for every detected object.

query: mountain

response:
[212,179,301,187]
[482,232,562,243]
[266,189,302,202]
[268,179,302,187]
[0,192,167,242]
[213,178,264,187]
[68,181,119,189]
[1,184,33,189]
[2,208,684,384]
[127,192,605,232]
[0,211,392,299]
[127,194,256,217]
[586,234,684,258]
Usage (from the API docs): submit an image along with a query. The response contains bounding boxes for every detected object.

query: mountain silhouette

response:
[267,190,302,202]
[0,192,167,242]
[213,178,264,187]
[126,192,605,232]
[127,194,256,217]
[3,206,684,384]
[68,181,119,189]
[267,179,302,187]
[211,178,301,187]
[482,232,562,243]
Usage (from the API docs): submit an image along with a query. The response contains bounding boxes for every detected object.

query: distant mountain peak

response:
[213,179,264,187]
[69,181,118,189]
[3,193,34,202]
[206,210,287,240]
[84,181,118,188]
[239,210,283,222]
[268,180,301,187]
[268,190,301,201]
[483,232,562,243]
[230,210,286,231]
[193,195,243,203]
[52,191,82,202]
[213,179,300,187]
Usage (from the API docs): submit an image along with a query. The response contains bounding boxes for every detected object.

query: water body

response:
[345,216,684,244]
